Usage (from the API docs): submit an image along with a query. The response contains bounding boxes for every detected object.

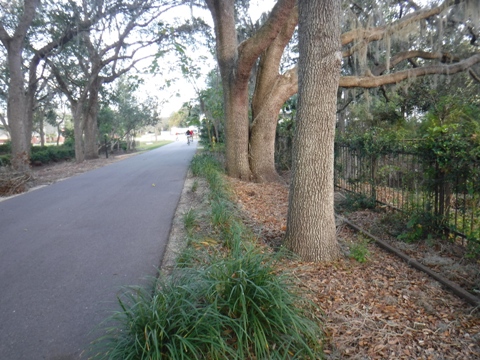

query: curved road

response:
[0,141,197,359]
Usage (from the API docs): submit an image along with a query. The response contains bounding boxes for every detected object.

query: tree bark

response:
[0,0,40,172]
[250,68,298,182]
[284,0,342,262]
[205,0,296,180]
[71,101,85,163]
[250,7,298,183]
[84,79,102,159]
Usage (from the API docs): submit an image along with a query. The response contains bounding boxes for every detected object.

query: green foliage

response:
[397,207,445,243]
[190,153,224,178]
[202,245,323,359]
[349,236,370,263]
[0,154,11,166]
[274,99,296,170]
[30,144,75,165]
[346,94,406,132]
[0,142,11,155]
[183,208,197,235]
[92,272,235,360]
[465,235,480,259]
[417,97,480,185]
[339,192,377,213]
[211,199,232,228]
[191,180,198,192]
[336,127,409,158]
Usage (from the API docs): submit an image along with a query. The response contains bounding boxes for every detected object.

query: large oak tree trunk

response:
[1,0,39,173]
[250,68,298,183]
[249,7,298,183]
[284,0,342,262]
[84,83,101,160]
[72,102,85,163]
[206,0,296,181]
[223,78,252,180]
[8,47,31,172]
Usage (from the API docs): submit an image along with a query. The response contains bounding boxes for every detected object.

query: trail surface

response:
[0,141,197,359]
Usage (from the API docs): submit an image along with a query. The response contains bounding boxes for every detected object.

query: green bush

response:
[93,244,323,359]
[30,145,75,165]
[349,236,371,263]
[338,192,377,213]
[0,142,11,155]
[0,154,11,166]
[92,271,235,360]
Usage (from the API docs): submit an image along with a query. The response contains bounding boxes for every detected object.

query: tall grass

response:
[202,245,323,359]
[91,272,235,360]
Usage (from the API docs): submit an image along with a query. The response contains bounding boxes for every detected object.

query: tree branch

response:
[372,50,460,75]
[340,53,480,88]
[341,0,458,57]
[236,0,296,81]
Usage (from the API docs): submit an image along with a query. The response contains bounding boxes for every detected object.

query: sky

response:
[146,0,276,118]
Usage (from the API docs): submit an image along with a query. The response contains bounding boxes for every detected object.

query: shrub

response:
[30,145,75,165]
[0,142,11,155]
[349,236,371,263]
[0,154,11,166]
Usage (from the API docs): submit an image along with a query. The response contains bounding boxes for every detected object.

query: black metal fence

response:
[334,143,480,246]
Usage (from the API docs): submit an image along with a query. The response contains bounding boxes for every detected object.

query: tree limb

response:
[341,0,458,57]
[372,50,461,75]
[237,0,296,82]
[340,53,480,88]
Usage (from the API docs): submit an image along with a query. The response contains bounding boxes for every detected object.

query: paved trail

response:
[0,141,197,359]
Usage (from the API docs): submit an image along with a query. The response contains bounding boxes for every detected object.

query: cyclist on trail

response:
[186,129,193,144]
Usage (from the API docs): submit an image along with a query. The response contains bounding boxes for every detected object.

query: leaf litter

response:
[227,177,480,359]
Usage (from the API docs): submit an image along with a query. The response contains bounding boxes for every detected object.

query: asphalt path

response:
[0,140,197,359]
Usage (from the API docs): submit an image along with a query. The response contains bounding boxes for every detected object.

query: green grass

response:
[183,208,197,235]
[136,140,172,151]
[349,236,371,263]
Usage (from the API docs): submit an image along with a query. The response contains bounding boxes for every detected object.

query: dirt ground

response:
[19,156,480,359]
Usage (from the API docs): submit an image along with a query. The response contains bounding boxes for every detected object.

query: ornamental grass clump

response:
[91,271,234,360]
[201,243,324,359]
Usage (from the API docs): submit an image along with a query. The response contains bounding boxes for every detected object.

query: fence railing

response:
[334,143,480,247]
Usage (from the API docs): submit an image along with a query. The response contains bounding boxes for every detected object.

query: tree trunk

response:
[222,78,252,180]
[1,0,39,173]
[250,68,298,183]
[84,80,101,159]
[206,0,296,180]
[7,47,31,172]
[39,111,45,146]
[284,0,342,262]
[72,102,85,163]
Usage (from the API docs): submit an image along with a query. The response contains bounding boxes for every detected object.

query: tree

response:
[0,0,110,170]
[204,0,296,180]
[48,0,176,162]
[282,0,342,262]
[248,0,480,183]
[249,7,298,182]
[0,0,39,171]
